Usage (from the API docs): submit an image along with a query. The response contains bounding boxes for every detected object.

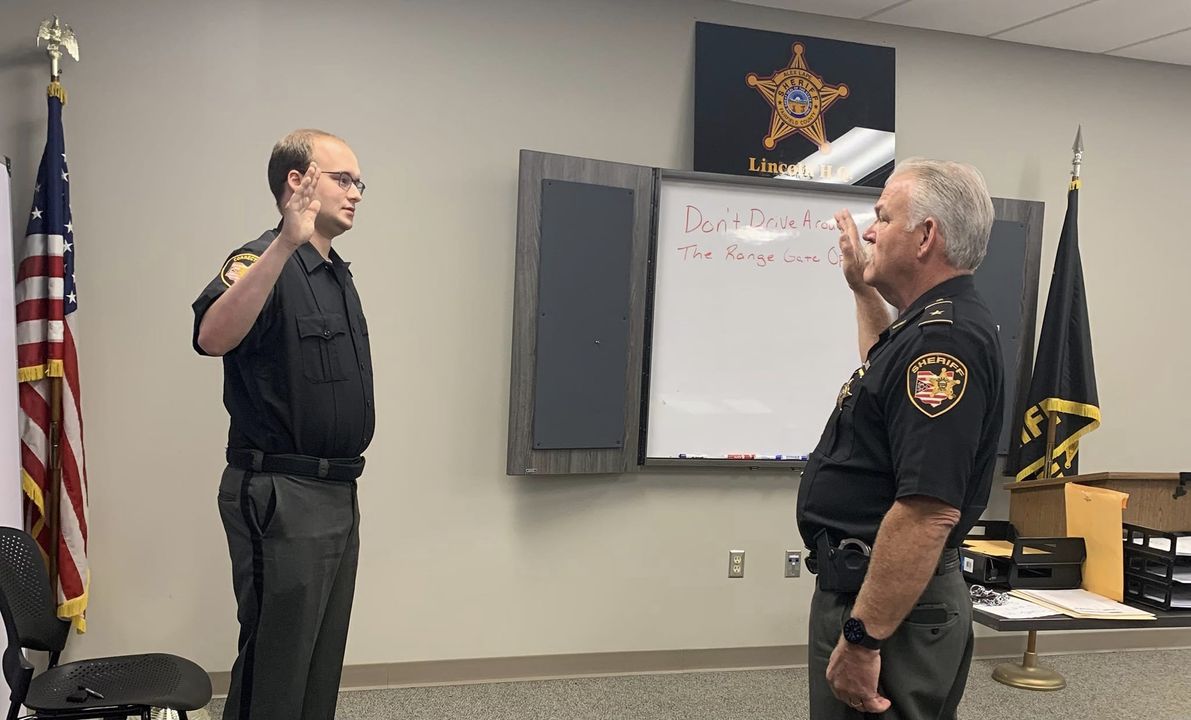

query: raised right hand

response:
[279,163,321,248]
[834,209,869,291]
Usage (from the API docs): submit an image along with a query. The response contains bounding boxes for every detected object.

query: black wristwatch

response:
[842,616,883,650]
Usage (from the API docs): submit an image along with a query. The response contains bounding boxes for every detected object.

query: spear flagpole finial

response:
[1071,125,1083,180]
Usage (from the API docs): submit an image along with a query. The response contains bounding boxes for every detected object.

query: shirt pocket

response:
[823,369,865,461]
[357,313,372,365]
[823,405,855,461]
[297,312,350,383]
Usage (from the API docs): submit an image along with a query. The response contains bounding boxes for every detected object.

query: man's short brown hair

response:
[267,129,343,211]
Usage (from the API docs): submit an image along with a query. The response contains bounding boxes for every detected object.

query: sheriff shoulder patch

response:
[906,352,967,417]
[220,253,259,287]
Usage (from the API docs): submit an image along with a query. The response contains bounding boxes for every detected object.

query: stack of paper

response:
[974,595,1063,620]
[1009,588,1155,620]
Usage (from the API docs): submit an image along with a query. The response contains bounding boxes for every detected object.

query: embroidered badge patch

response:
[220,253,259,287]
[906,353,967,417]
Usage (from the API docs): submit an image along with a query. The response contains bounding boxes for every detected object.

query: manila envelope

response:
[1065,483,1129,601]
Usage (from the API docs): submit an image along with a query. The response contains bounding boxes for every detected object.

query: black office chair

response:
[0,527,211,719]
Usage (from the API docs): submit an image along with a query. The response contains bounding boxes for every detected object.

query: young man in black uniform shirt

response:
[192,129,373,720]
[796,159,1004,720]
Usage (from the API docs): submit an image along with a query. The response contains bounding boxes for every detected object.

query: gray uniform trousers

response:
[218,466,360,720]
[808,568,973,720]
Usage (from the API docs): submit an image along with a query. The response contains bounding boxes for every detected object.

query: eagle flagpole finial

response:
[36,16,79,81]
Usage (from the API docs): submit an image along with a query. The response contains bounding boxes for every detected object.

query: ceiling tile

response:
[726,0,907,20]
[994,0,1191,53]
[1108,27,1191,65]
[869,0,1088,37]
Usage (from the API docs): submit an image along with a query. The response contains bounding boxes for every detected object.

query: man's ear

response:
[287,168,304,193]
[278,168,304,209]
[918,218,940,259]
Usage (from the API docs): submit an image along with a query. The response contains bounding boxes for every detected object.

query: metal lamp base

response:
[992,650,1066,691]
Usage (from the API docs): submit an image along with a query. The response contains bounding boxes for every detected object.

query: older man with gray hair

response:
[796,159,1003,720]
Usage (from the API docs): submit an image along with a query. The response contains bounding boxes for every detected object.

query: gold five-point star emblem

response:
[746,43,849,152]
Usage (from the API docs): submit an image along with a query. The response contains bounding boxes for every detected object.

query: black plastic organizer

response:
[961,520,1087,589]
[1123,523,1191,611]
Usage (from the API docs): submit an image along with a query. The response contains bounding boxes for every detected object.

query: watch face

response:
[843,617,865,643]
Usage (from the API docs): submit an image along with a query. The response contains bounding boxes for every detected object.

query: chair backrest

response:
[0,528,71,654]
[0,583,35,720]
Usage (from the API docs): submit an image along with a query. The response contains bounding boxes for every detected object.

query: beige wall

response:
[0,0,1188,671]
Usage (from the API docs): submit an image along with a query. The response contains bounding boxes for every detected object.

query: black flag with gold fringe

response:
[1010,177,1101,481]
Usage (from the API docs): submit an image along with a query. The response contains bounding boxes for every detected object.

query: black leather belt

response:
[810,533,961,593]
[226,448,365,482]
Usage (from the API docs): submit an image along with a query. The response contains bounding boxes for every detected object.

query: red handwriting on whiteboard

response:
[685,206,742,234]
[725,244,776,267]
[685,205,842,234]
[783,250,820,264]
[676,243,714,260]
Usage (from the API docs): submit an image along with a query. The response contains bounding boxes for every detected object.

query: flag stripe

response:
[21,233,65,260]
[16,276,65,304]
[17,254,65,283]
[16,320,65,346]
[16,298,64,323]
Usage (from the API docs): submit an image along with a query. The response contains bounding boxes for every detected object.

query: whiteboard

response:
[644,175,882,461]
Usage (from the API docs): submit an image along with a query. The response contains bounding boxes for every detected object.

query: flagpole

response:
[995,126,1084,693]
[48,382,61,585]
[1040,127,1081,482]
[45,55,64,597]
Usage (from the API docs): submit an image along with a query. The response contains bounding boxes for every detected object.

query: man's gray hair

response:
[890,158,994,271]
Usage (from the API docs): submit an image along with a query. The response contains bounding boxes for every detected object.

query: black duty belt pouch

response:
[815,531,870,593]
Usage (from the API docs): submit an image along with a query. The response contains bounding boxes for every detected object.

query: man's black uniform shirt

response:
[796,275,1005,549]
[192,229,375,459]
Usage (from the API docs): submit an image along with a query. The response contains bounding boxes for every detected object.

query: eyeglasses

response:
[320,170,365,195]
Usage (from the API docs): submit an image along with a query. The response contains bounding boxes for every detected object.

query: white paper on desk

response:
[1012,589,1154,618]
[976,596,1063,619]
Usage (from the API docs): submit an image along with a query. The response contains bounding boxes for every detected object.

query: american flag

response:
[16,84,89,632]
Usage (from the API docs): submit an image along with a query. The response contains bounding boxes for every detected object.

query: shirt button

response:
[323,330,331,338]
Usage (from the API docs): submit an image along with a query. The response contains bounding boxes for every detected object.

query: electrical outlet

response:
[728,550,745,578]
[784,550,801,578]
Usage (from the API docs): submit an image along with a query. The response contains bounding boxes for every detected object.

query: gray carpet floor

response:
[203,648,1191,719]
